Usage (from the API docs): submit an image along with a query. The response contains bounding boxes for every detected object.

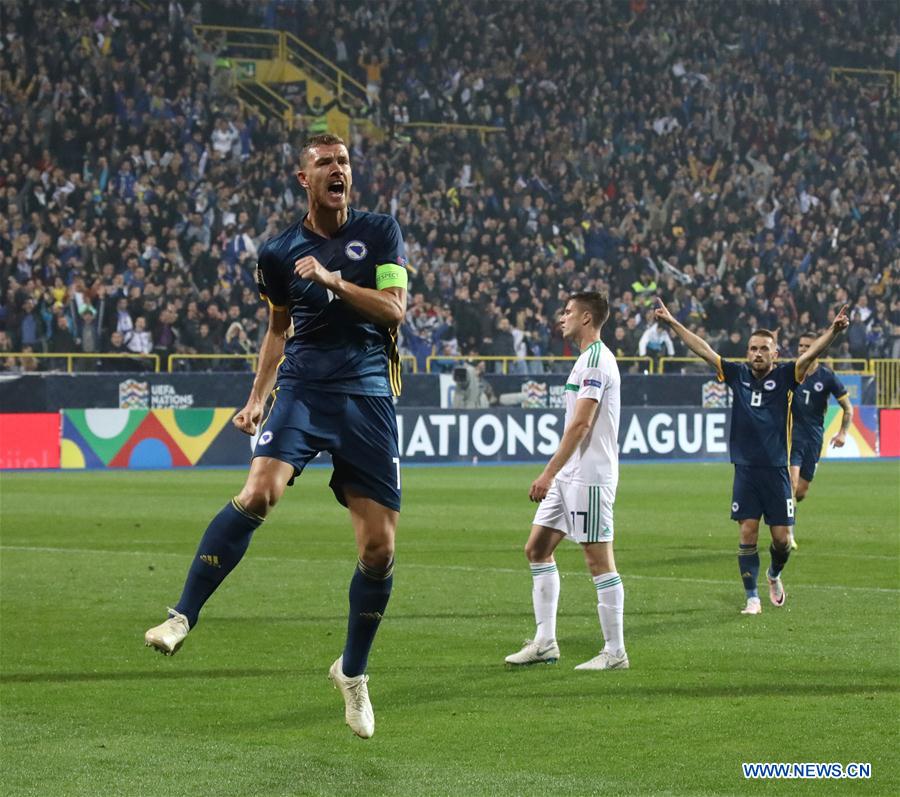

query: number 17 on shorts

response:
[532,480,616,543]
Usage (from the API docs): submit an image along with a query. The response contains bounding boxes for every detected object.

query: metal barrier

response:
[830,67,899,96]
[871,359,900,408]
[398,121,505,143]
[818,358,871,374]
[193,25,281,60]
[1,352,160,372]
[283,31,368,106]
[659,356,875,375]
[658,357,710,374]
[235,80,293,129]
[169,354,258,372]
[168,353,417,374]
[425,355,652,374]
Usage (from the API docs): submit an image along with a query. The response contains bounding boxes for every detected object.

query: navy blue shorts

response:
[789,434,822,483]
[730,465,795,526]
[253,388,401,512]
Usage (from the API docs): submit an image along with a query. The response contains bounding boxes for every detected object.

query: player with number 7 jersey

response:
[654,298,850,616]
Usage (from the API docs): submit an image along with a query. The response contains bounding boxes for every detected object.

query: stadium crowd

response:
[1,0,898,375]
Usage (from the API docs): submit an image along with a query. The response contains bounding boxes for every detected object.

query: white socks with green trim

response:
[593,571,625,655]
[530,561,560,644]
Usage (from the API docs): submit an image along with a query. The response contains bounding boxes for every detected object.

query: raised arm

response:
[654,298,720,369]
[795,305,850,383]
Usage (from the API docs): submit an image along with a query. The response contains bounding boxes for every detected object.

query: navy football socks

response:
[737,543,760,599]
[342,558,394,677]
[768,541,791,579]
[174,498,264,627]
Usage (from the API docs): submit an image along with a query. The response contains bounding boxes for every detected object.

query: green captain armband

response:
[375,263,408,290]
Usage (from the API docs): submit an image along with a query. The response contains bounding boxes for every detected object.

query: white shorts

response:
[532,479,616,543]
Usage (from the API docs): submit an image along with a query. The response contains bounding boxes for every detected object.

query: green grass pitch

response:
[1,461,898,796]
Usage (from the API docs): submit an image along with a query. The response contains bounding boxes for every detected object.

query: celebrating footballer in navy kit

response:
[655,299,849,616]
[145,134,407,739]
[788,332,854,548]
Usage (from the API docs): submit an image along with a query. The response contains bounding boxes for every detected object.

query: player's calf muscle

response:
[237,477,287,517]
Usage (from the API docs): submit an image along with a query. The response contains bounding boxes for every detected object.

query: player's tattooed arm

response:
[831,393,854,448]
[796,304,849,382]
[654,297,720,369]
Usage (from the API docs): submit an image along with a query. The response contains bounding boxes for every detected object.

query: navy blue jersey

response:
[791,365,847,442]
[256,208,406,396]
[718,358,799,467]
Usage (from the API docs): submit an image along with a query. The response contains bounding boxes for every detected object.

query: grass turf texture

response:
[1,461,898,797]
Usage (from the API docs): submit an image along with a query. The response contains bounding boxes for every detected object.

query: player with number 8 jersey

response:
[654,298,850,616]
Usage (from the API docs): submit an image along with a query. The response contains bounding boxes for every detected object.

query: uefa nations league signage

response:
[393,408,730,462]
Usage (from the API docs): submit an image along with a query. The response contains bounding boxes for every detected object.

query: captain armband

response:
[375,263,408,290]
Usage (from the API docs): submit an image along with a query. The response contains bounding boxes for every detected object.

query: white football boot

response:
[329,656,375,739]
[741,597,763,615]
[574,649,630,670]
[144,609,190,655]
[504,639,560,666]
[767,574,786,607]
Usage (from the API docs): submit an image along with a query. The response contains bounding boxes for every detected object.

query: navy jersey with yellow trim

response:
[718,358,798,467]
[256,208,406,396]
[791,365,847,442]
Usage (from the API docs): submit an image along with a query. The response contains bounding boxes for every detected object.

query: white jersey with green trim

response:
[556,340,621,485]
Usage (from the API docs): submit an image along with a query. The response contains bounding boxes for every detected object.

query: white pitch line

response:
[2,545,898,595]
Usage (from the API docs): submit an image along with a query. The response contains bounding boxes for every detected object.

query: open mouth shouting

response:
[327,178,345,199]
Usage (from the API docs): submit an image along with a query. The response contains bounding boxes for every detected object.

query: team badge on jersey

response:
[345,240,367,260]
[814,382,824,391]
[763,379,776,390]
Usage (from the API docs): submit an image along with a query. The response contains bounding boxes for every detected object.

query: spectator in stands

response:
[487,316,517,374]
[78,307,100,354]
[48,314,77,355]
[125,316,153,355]
[638,314,675,366]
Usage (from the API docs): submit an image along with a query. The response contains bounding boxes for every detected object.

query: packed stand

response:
[0,0,898,378]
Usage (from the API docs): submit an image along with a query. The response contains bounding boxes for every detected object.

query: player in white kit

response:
[505,292,628,671]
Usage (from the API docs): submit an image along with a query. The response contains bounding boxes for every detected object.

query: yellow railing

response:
[618,356,655,373]
[169,353,417,374]
[659,356,875,375]
[236,80,294,128]
[194,25,281,60]
[818,358,871,374]
[871,359,900,408]
[169,354,258,372]
[658,357,710,374]
[1,352,160,372]
[425,355,652,374]
[398,121,505,142]
[283,31,368,103]
[830,67,900,96]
